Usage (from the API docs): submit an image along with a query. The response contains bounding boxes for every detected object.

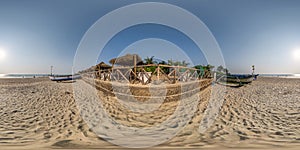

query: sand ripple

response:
[0,77,299,149]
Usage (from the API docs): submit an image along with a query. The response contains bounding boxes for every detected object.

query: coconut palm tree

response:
[143,56,157,72]
[217,65,224,73]
[181,60,190,67]
[144,56,156,64]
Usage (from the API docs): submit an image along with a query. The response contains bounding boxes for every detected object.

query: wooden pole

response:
[50,66,53,76]
[157,65,160,81]
[174,67,176,83]
[134,54,137,75]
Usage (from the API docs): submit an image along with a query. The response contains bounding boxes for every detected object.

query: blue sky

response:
[0,0,300,74]
[98,24,206,67]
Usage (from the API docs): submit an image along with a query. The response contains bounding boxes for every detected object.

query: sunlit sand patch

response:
[1,77,299,149]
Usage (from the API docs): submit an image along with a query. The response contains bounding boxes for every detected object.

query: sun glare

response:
[0,49,6,61]
[293,49,300,61]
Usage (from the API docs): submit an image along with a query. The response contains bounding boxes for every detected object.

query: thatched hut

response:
[109,54,143,66]
[95,62,112,71]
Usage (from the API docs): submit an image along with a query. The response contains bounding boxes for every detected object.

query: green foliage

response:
[194,65,205,76]
[193,64,215,78]
[217,65,224,72]
[145,66,156,72]
[216,65,230,75]
[158,61,169,74]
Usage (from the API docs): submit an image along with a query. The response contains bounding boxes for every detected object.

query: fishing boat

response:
[226,74,255,84]
[49,74,81,82]
[216,80,243,87]
[216,74,259,87]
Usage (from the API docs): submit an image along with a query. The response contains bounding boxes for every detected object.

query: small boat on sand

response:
[226,74,255,84]
[49,74,81,82]
[216,74,259,87]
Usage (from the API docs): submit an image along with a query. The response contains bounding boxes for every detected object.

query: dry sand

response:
[0,77,299,149]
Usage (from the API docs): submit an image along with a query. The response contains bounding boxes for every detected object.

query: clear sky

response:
[0,0,300,74]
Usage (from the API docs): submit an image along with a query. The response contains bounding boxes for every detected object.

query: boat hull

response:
[225,76,253,83]
[217,74,259,85]
[49,75,81,82]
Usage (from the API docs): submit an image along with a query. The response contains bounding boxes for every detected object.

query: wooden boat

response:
[225,74,254,84]
[216,80,243,87]
[216,74,259,87]
[49,74,81,82]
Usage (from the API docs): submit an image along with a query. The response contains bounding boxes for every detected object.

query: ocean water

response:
[260,74,300,78]
[0,74,50,78]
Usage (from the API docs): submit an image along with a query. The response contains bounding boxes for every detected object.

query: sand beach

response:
[0,77,299,149]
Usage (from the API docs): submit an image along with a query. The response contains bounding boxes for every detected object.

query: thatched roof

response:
[109,54,143,66]
[95,62,111,70]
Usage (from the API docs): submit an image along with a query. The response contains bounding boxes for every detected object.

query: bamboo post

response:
[213,72,217,82]
[142,71,145,85]
[117,69,119,81]
[174,67,176,83]
[134,54,137,75]
[157,65,160,81]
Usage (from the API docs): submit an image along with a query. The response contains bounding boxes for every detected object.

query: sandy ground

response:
[0,77,299,149]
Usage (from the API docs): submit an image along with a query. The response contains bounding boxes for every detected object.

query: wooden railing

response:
[82,64,207,85]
